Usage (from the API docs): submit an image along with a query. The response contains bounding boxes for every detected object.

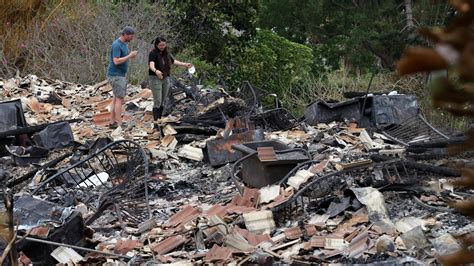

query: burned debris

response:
[0,75,472,264]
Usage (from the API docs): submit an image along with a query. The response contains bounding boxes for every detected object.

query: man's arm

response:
[112,45,137,65]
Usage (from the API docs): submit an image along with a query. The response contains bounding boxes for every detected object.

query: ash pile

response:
[0,75,472,265]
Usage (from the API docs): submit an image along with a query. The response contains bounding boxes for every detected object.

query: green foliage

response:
[258,0,454,73]
[229,29,313,97]
[174,46,219,87]
[168,1,258,64]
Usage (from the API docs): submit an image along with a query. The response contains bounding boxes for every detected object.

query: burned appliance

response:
[231,140,310,192]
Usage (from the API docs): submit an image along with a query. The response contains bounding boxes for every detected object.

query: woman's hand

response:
[155,70,163,79]
[185,63,193,68]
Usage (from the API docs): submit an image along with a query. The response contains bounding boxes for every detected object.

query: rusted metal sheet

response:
[204,244,233,263]
[152,235,187,255]
[164,205,201,228]
[92,112,112,126]
[233,226,272,246]
[305,236,326,249]
[206,129,264,166]
[284,224,317,240]
[204,204,228,219]
[229,187,260,208]
[114,239,142,255]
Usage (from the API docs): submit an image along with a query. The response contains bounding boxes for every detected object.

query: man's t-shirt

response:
[148,49,175,77]
[107,38,129,77]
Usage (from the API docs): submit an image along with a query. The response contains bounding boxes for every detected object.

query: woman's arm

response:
[173,60,192,68]
[149,61,163,79]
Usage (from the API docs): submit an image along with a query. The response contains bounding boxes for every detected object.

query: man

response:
[107,26,138,128]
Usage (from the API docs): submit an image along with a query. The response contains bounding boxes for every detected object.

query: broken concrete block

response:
[161,135,178,150]
[50,247,84,264]
[309,159,329,174]
[243,210,276,234]
[324,238,348,250]
[149,148,168,160]
[178,145,204,161]
[162,124,177,136]
[287,169,314,190]
[259,185,280,204]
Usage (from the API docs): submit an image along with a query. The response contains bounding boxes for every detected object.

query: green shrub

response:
[229,29,313,97]
[174,46,219,87]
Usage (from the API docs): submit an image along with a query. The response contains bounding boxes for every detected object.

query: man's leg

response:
[110,97,117,124]
[115,97,124,125]
[110,76,127,126]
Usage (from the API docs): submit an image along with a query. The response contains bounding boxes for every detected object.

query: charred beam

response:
[0,119,82,138]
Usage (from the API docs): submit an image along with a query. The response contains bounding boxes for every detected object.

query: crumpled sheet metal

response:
[350,187,396,235]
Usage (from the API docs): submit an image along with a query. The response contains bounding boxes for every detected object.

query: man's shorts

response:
[108,76,127,98]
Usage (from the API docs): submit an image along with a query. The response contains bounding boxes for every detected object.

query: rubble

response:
[0,75,472,264]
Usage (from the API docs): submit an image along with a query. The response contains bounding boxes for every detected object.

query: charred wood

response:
[0,119,82,138]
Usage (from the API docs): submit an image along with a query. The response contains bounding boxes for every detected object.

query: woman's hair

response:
[153,36,172,70]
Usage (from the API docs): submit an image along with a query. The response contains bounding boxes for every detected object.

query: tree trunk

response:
[404,0,415,31]
[362,41,394,70]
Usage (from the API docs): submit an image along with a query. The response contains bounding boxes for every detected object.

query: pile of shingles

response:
[86,123,469,264]
[88,182,466,265]
[1,75,472,264]
[0,75,232,177]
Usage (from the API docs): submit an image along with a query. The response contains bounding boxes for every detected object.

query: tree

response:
[167,2,259,63]
[231,29,313,95]
[258,0,454,73]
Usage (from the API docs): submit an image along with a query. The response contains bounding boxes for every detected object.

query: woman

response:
[148,36,192,122]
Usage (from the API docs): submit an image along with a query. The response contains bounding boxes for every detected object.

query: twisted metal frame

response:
[271,159,409,224]
[31,140,151,226]
[381,113,449,146]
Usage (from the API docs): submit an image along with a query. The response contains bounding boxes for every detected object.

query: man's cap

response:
[121,26,135,35]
